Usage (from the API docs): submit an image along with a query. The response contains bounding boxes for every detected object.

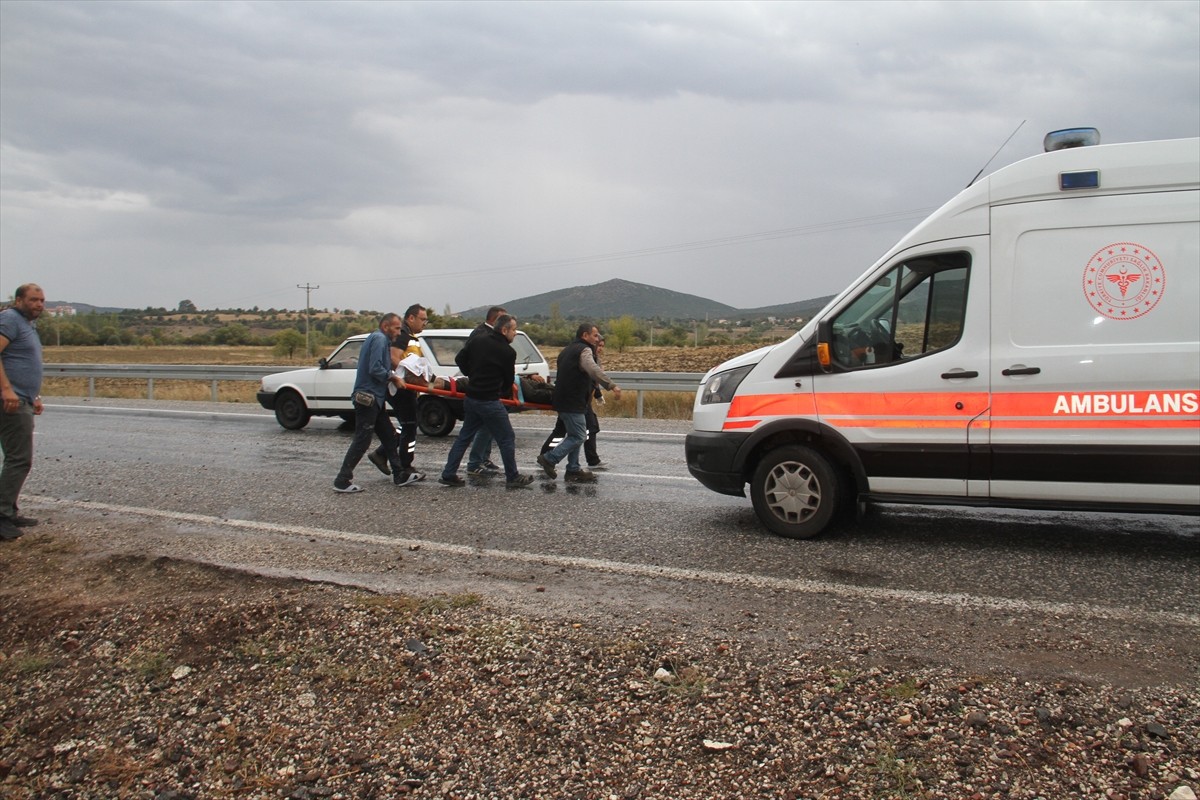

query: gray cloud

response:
[2,0,1197,312]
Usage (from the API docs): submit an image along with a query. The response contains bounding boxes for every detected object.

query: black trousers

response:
[374,389,417,471]
[336,397,401,485]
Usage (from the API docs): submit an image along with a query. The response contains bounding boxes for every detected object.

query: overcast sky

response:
[2,0,1197,315]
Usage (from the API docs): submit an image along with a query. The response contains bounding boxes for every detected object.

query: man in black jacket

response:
[439,315,534,488]
[537,323,621,483]
[465,306,506,475]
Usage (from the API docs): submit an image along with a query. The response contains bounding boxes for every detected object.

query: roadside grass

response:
[42,345,305,366]
[127,650,172,682]
[1,652,57,676]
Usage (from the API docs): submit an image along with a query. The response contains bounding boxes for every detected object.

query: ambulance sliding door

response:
[989,191,1200,506]
[812,241,990,498]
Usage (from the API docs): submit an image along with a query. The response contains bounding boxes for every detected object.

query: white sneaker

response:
[333,483,364,493]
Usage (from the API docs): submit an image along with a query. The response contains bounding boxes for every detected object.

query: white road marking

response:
[34,497,1200,628]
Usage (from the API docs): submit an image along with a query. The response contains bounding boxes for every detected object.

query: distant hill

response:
[461,279,833,322]
[463,279,737,321]
[47,283,835,323]
[738,295,836,322]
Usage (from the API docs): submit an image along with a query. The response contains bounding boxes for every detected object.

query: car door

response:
[309,338,362,410]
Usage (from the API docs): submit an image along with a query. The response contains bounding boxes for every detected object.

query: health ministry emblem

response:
[1082,242,1165,320]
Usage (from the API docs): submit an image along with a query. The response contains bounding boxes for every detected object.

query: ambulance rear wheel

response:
[750,445,841,539]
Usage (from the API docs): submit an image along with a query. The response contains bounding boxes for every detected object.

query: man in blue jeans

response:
[537,323,621,483]
[333,313,408,493]
[465,306,506,476]
[439,314,534,488]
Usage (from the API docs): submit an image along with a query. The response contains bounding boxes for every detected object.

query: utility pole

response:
[297,283,319,356]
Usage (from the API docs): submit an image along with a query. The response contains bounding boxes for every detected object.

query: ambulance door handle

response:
[1001,366,1041,376]
[940,370,979,379]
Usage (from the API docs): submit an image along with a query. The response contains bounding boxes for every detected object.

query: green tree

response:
[49,322,96,346]
[178,299,197,313]
[605,315,638,353]
[273,329,306,360]
[212,322,252,345]
[548,303,567,340]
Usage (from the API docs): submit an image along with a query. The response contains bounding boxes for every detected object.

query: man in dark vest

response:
[537,323,621,483]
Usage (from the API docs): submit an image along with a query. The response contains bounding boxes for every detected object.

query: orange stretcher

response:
[404,379,554,411]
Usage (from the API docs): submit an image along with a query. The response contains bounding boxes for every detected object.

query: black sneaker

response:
[367,449,392,476]
[536,453,557,479]
[438,475,465,487]
[466,465,493,477]
[564,469,597,483]
[333,482,364,494]
[0,518,23,541]
[11,514,38,528]
[506,474,535,488]
[482,460,502,472]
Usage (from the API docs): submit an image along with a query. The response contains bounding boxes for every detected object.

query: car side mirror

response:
[318,358,329,369]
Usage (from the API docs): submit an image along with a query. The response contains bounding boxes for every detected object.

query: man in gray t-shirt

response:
[0,282,46,540]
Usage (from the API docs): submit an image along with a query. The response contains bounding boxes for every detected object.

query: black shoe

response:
[536,453,557,479]
[12,514,38,528]
[506,474,535,488]
[367,449,392,476]
[394,469,423,487]
[564,469,597,484]
[466,465,493,477]
[0,519,24,541]
[482,460,501,472]
[439,475,465,487]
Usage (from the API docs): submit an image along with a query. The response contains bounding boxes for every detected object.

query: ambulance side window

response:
[830,252,970,368]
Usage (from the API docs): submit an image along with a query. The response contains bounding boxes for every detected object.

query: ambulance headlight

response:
[701,365,752,405]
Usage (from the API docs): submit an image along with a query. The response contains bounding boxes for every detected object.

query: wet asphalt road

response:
[24,399,1199,626]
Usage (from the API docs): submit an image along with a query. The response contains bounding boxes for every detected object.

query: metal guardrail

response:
[42,364,704,417]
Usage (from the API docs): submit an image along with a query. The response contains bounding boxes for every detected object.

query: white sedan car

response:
[257,329,551,435]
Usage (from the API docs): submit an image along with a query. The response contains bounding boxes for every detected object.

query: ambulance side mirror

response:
[817,319,833,373]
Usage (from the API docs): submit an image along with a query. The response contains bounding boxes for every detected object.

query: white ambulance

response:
[685,129,1200,538]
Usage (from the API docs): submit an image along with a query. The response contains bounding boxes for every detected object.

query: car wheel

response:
[274,389,311,430]
[749,445,842,539]
[417,397,456,437]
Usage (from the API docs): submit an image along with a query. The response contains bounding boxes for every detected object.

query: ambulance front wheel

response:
[750,445,842,539]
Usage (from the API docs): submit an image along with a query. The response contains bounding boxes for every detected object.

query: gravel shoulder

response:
[2,509,1198,800]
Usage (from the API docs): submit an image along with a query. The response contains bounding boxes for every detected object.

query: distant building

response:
[45,305,77,317]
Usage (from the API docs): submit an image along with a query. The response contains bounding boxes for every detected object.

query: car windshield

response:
[325,339,363,369]
[511,333,542,366]
[422,332,543,367]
